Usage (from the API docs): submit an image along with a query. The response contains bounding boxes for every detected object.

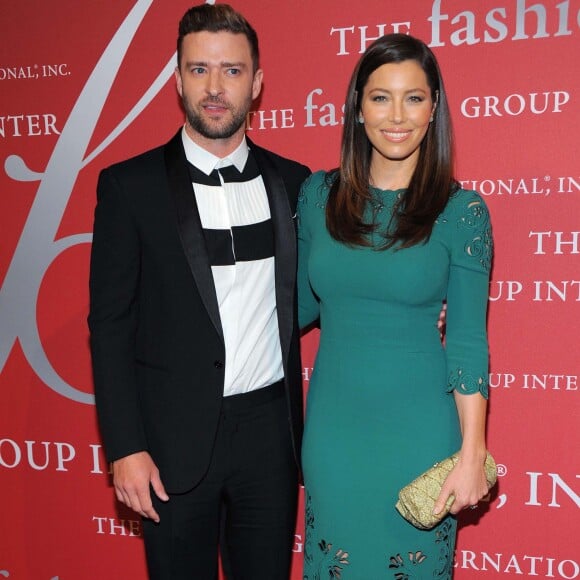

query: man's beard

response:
[183,94,251,140]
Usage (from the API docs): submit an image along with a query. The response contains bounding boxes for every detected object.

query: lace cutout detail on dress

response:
[387,520,453,579]
[304,492,350,579]
[298,175,329,214]
[388,550,428,579]
[433,520,454,578]
[447,367,489,398]
[457,200,492,272]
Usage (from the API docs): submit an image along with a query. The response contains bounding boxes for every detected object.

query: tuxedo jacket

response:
[88,130,311,493]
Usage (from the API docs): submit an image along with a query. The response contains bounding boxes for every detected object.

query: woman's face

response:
[360,59,434,172]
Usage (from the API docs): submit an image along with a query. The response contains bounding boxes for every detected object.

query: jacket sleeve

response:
[88,167,147,462]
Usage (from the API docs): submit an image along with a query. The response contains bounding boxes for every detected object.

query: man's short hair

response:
[177,4,260,71]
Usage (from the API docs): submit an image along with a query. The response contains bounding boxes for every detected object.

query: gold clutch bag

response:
[395,451,497,530]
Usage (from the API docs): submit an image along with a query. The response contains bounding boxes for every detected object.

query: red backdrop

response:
[1,1,578,578]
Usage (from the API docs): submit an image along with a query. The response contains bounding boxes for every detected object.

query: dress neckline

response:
[369,185,406,195]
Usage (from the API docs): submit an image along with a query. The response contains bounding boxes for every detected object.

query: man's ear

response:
[252,68,264,101]
[175,66,183,98]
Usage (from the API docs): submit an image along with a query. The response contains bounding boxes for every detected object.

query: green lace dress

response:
[298,171,492,579]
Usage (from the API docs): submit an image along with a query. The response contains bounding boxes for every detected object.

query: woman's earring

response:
[429,115,434,123]
[358,114,364,124]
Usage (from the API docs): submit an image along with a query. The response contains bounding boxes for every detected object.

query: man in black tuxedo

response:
[88,4,310,578]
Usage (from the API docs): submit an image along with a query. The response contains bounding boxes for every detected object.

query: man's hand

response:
[112,451,169,522]
[437,301,447,341]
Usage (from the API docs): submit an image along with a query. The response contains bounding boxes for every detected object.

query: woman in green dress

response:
[298,34,493,578]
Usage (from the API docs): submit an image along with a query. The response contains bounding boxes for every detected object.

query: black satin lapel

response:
[164,132,224,343]
[251,144,296,363]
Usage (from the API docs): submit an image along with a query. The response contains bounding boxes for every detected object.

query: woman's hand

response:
[433,453,490,515]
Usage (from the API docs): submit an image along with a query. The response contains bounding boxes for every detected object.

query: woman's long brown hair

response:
[326,33,458,249]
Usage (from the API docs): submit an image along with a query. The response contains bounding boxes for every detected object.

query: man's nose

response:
[206,69,223,96]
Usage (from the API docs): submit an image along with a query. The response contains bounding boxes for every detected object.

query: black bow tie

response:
[187,154,260,186]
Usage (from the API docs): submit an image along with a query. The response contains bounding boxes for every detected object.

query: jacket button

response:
[214,360,224,369]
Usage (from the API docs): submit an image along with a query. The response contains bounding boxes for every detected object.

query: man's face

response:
[175,31,262,148]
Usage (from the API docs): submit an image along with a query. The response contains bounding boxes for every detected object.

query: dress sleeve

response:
[297,173,322,329]
[445,190,493,399]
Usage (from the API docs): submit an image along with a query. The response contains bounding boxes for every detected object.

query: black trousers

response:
[142,381,299,579]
